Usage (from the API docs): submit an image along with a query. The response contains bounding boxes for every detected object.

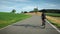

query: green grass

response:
[47,19,60,28]
[46,13,60,28]
[0,12,31,28]
[46,13,60,17]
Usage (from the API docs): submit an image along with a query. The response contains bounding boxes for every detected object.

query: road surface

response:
[0,15,60,34]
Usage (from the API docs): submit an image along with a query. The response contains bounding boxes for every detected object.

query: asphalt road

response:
[0,15,60,34]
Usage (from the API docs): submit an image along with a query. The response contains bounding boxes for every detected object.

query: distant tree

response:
[34,8,38,14]
[36,9,60,13]
[24,11,28,13]
[21,11,24,13]
[11,9,16,13]
[40,9,47,13]
[29,11,34,13]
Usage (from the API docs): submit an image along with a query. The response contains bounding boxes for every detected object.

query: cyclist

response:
[41,11,46,28]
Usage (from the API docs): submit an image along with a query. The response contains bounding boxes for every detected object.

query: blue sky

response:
[0,0,60,13]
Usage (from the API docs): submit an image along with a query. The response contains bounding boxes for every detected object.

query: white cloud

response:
[0,5,16,11]
[21,6,35,11]
[15,0,30,2]
[45,3,57,7]
[0,0,31,5]
[3,0,31,2]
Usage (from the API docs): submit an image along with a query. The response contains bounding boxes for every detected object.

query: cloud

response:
[1,0,31,2]
[22,6,35,11]
[38,2,60,9]
[45,3,57,7]
[0,0,60,12]
[0,0,31,6]
[14,0,31,2]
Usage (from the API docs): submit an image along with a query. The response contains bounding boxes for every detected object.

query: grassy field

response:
[46,13,60,28]
[0,12,31,28]
[46,13,60,17]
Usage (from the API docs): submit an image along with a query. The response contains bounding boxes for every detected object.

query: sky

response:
[0,0,60,13]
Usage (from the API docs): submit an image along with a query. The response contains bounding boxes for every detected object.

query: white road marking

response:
[46,19,60,33]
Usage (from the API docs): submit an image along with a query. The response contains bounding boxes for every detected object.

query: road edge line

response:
[46,19,60,33]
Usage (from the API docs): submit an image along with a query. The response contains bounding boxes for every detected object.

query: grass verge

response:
[47,19,60,28]
[0,12,31,28]
[46,13,60,28]
[46,13,60,17]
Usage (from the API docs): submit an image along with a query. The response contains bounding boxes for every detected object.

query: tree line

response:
[29,9,60,13]
[39,9,60,13]
[11,8,60,13]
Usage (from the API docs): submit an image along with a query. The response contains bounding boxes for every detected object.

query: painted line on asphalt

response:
[46,19,60,33]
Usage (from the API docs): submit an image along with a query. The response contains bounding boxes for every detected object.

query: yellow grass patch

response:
[26,12,42,16]
[36,12,42,16]
[46,16,60,24]
[0,20,7,24]
[25,13,36,15]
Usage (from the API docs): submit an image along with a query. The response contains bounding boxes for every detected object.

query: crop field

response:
[0,12,31,28]
[46,13,60,17]
[46,13,60,28]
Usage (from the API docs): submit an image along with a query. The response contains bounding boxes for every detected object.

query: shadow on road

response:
[13,24,45,29]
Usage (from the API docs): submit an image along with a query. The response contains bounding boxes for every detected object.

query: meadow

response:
[0,12,31,28]
[46,13,60,28]
[46,13,60,17]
